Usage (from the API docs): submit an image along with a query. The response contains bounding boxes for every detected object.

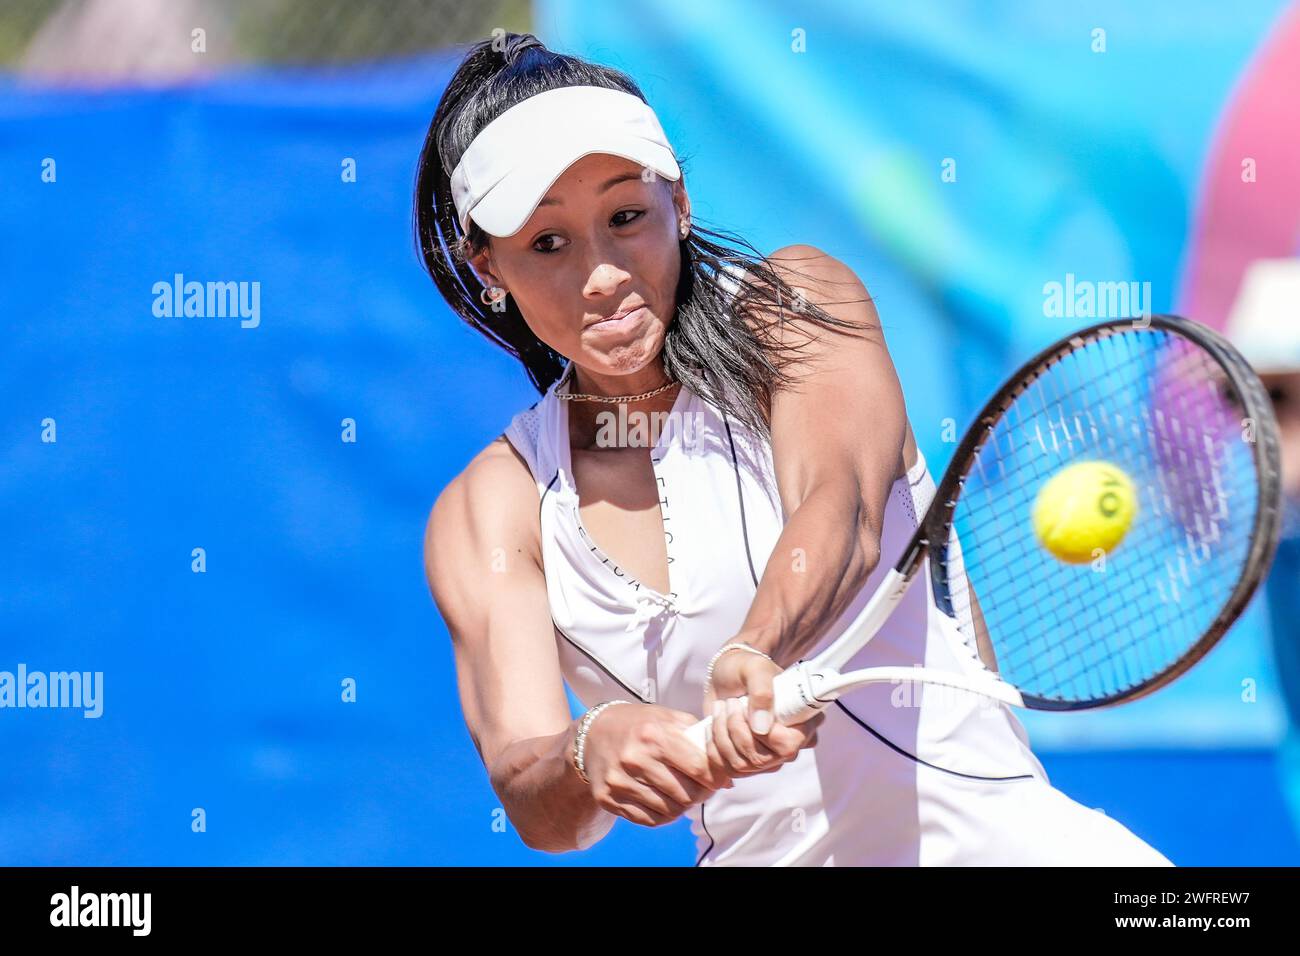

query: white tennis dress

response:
[502,291,1173,868]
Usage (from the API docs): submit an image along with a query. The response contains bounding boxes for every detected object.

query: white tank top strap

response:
[502,403,545,488]
[502,360,575,494]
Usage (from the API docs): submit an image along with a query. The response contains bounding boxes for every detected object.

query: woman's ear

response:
[672,177,691,225]
[466,245,504,292]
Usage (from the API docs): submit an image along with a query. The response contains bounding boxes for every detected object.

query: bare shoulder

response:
[731,244,875,344]
[754,244,883,365]
[767,243,856,281]
[766,243,872,312]
[423,434,542,598]
[734,243,865,291]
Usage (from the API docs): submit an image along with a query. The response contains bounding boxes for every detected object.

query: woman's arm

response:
[738,244,906,665]
[424,437,733,851]
[703,245,908,756]
[424,437,613,852]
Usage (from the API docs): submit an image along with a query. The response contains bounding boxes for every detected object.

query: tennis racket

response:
[685,314,1283,751]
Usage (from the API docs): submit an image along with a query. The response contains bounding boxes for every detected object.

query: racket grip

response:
[682,663,827,752]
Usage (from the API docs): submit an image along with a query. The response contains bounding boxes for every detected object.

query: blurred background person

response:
[1225,258,1300,838]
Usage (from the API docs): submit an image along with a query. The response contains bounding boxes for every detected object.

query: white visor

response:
[449,86,681,238]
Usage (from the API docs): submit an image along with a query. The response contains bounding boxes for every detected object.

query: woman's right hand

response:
[702,643,825,778]
[577,703,737,828]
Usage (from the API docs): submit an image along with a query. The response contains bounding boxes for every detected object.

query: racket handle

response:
[682,662,829,752]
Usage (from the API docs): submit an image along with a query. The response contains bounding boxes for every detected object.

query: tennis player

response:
[416,33,1174,866]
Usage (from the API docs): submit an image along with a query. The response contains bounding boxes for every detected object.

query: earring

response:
[679,218,691,239]
[480,285,507,306]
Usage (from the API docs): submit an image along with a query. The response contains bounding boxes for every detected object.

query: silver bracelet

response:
[704,642,775,694]
[572,699,634,784]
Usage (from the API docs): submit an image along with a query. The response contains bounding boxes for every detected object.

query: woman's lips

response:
[587,306,646,334]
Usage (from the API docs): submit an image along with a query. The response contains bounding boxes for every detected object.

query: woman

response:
[416,33,1173,865]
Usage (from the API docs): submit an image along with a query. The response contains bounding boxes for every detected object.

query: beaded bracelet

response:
[703,642,775,695]
[572,699,634,784]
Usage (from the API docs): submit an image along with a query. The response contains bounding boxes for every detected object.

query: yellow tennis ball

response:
[1032,461,1137,564]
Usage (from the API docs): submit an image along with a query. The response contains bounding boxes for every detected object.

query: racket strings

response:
[1006,332,1252,697]
[969,337,1246,689]
[942,325,1260,704]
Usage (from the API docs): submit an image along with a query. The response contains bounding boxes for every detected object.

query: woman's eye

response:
[532,211,644,253]
[533,234,566,254]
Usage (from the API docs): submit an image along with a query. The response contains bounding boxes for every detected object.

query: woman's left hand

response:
[700,641,825,778]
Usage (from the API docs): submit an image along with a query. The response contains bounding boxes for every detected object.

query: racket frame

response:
[923,315,1283,710]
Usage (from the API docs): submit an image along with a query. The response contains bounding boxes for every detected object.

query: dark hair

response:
[413,32,874,440]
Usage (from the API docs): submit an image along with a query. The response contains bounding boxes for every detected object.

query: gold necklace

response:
[555,364,679,403]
